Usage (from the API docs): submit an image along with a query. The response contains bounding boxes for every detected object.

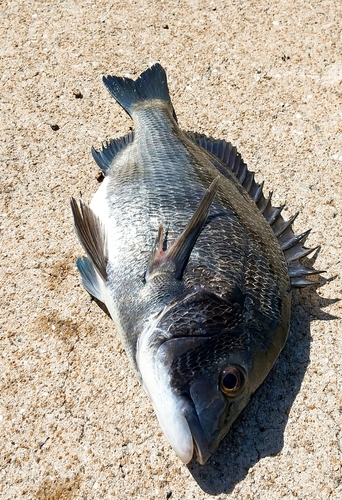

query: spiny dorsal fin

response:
[187,132,322,287]
[91,131,134,175]
[146,177,220,281]
[70,198,107,281]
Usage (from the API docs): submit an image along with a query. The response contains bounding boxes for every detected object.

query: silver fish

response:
[71,64,320,465]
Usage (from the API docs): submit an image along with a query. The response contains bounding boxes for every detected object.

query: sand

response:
[1,1,341,498]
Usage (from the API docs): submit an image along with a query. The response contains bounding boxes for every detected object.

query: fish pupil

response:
[222,372,238,390]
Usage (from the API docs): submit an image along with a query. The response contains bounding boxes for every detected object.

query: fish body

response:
[71,64,319,464]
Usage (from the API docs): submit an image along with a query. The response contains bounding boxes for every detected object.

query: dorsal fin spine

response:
[188,133,321,287]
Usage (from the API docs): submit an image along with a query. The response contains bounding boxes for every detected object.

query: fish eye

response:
[219,365,246,396]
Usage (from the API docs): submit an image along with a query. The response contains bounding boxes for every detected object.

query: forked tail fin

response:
[102,63,172,117]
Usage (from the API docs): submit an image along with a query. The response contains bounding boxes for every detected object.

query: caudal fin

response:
[102,63,171,117]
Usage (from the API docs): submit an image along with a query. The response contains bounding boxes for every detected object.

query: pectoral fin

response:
[146,177,220,281]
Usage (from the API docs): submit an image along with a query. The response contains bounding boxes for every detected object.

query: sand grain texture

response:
[1,1,341,499]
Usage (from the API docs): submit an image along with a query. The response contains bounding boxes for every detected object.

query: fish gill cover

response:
[71,64,321,465]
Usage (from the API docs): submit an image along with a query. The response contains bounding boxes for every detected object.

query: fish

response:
[70,63,320,465]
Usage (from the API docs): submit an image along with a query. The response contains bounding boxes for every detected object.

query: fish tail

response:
[102,63,172,117]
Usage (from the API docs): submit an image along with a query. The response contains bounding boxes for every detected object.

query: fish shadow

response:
[187,286,335,494]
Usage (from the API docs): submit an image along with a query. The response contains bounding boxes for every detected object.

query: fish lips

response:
[154,336,231,465]
[181,400,211,465]
[167,345,249,464]
[138,297,246,465]
[151,336,214,464]
[188,371,233,459]
[182,372,248,465]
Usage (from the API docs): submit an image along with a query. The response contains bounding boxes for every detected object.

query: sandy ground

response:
[1,1,341,498]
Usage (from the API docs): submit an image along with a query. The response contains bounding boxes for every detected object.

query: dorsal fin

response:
[70,198,107,281]
[91,131,134,175]
[146,177,220,281]
[187,133,322,287]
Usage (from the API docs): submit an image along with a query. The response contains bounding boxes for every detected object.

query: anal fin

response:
[91,131,134,175]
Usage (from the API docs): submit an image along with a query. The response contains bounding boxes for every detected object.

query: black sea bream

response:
[71,64,320,464]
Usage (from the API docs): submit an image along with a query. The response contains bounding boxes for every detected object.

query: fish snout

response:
[181,401,211,465]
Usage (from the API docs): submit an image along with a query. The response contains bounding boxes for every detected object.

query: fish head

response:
[137,286,284,465]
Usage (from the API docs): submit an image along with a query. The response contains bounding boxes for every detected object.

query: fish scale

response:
[106,114,262,341]
[71,63,321,465]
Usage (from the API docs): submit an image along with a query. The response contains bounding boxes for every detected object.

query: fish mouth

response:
[138,343,212,464]
[156,338,212,464]
[181,401,211,465]
[137,310,214,465]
